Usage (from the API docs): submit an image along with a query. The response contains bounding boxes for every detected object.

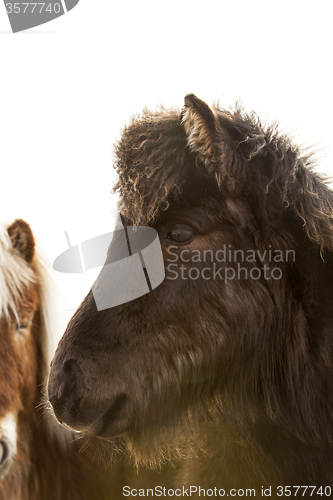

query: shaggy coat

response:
[49,95,333,497]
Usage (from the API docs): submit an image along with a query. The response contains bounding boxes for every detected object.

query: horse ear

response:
[181,94,219,166]
[7,219,35,263]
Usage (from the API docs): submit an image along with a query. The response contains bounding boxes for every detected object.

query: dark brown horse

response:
[0,219,122,499]
[48,95,333,497]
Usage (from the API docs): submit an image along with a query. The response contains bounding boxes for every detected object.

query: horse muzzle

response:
[48,357,129,437]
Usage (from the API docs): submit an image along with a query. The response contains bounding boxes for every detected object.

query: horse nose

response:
[48,358,85,425]
[49,356,127,434]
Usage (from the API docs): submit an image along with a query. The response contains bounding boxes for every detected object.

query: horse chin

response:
[91,418,129,439]
[87,412,129,440]
[64,393,130,439]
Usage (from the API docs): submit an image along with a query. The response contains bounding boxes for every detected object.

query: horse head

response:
[48,96,333,483]
[0,220,41,482]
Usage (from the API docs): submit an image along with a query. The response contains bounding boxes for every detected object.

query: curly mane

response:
[113,99,333,251]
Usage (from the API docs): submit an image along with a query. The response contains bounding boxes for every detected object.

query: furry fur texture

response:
[49,95,333,497]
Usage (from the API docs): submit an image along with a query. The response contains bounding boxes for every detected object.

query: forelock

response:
[113,106,192,225]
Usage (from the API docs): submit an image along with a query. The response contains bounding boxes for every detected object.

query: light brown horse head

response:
[0,220,40,481]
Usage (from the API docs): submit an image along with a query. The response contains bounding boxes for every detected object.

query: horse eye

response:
[16,323,29,331]
[167,225,194,244]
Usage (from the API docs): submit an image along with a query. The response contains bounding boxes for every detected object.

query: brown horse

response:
[49,95,333,497]
[0,219,123,499]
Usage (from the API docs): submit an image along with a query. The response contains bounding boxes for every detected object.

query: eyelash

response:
[16,322,30,331]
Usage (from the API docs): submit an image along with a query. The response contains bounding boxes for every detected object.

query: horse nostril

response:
[48,357,86,424]
[0,440,8,466]
[63,358,77,373]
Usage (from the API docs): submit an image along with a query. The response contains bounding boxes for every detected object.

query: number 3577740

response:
[5,3,61,14]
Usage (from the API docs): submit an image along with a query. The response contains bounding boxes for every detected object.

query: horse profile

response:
[48,95,333,497]
[0,219,120,499]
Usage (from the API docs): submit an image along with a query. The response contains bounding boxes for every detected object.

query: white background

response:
[0,0,332,323]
